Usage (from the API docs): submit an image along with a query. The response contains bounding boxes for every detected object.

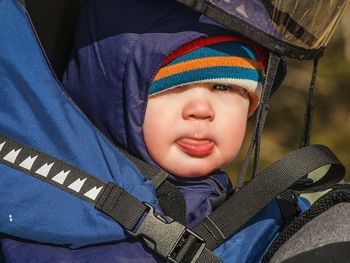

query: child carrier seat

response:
[0,0,347,262]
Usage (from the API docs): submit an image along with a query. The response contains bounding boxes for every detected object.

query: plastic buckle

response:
[291,176,314,190]
[128,203,205,263]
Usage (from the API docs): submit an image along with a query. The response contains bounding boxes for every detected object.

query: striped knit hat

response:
[149,36,267,115]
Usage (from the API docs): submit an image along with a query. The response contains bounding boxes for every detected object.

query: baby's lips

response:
[176,138,215,157]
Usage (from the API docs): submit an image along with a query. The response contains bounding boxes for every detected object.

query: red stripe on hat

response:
[162,35,268,69]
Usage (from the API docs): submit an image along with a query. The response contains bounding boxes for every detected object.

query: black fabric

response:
[0,244,5,263]
[175,235,199,262]
[25,0,81,80]
[114,143,187,224]
[114,145,187,224]
[172,234,222,263]
[114,145,168,189]
[276,190,301,226]
[95,182,148,231]
[156,181,187,225]
[263,184,350,263]
[193,145,345,250]
[196,248,223,263]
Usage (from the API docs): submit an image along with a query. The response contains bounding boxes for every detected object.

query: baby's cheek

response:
[222,123,247,159]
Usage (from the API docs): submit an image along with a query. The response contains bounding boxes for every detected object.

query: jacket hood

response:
[63,0,287,179]
[63,0,253,165]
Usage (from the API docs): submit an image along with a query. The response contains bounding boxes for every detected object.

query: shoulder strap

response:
[0,135,220,263]
[113,143,187,224]
[193,144,345,250]
[113,140,187,224]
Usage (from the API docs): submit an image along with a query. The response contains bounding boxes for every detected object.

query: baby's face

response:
[143,82,250,178]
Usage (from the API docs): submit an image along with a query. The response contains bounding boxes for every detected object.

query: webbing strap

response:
[115,145,187,224]
[196,248,223,263]
[0,135,220,262]
[237,53,281,188]
[252,53,281,177]
[94,183,147,230]
[115,145,168,188]
[0,135,105,204]
[300,58,319,148]
[193,144,345,250]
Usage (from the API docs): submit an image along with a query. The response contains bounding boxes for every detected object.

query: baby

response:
[63,34,266,230]
[143,36,265,179]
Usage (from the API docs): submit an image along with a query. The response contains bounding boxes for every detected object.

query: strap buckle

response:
[128,203,205,263]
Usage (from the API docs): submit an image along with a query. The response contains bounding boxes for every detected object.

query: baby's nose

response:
[182,96,215,121]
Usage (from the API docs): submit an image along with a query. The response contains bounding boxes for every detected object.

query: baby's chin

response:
[166,163,219,178]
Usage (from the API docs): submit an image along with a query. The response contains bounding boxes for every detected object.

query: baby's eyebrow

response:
[216,83,248,93]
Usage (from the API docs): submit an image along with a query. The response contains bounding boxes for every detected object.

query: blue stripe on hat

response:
[149,66,262,95]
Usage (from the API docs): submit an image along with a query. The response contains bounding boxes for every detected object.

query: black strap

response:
[114,145,168,188]
[114,145,187,224]
[237,53,281,188]
[24,0,81,80]
[0,135,105,205]
[0,135,220,262]
[252,52,280,178]
[300,58,319,148]
[276,189,301,226]
[193,144,345,250]
[195,248,222,263]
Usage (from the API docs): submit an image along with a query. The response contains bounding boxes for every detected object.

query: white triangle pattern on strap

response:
[3,148,22,163]
[0,139,106,203]
[68,178,86,193]
[84,186,103,200]
[52,170,70,185]
[19,155,38,170]
[0,141,5,152]
[36,162,54,177]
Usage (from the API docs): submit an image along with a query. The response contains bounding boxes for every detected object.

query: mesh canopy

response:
[179,0,349,58]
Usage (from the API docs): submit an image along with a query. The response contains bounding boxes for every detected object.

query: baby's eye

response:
[212,84,232,91]
[211,84,249,97]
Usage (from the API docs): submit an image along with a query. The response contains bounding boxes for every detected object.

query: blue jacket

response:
[0,0,296,262]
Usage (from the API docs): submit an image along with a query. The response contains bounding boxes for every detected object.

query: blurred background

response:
[225,8,350,184]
